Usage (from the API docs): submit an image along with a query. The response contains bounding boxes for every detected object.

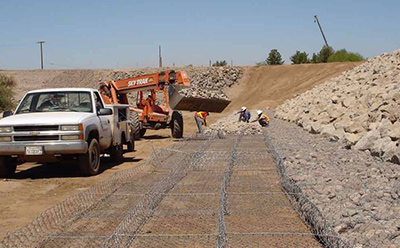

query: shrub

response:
[213,60,227,67]
[266,49,284,65]
[0,74,15,111]
[328,49,364,62]
[290,51,309,64]
[310,53,319,63]
[318,45,334,63]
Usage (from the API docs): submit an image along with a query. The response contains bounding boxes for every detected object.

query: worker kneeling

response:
[194,111,209,133]
[237,106,251,123]
[255,110,270,127]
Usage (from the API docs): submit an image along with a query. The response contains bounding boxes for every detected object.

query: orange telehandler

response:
[99,70,231,139]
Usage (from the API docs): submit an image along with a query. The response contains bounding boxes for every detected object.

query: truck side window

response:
[93,92,104,112]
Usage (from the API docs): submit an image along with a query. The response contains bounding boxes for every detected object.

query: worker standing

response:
[237,106,251,123]
[194,111,209,133]
[254,110,270,127]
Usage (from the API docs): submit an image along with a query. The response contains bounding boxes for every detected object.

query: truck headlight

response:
[61,135,83,140]
[0,136,12,142]
[0,126,12,133]
[60,125,83,131]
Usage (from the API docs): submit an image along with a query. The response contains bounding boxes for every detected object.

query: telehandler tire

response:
[130,111,141,140]
[139,128,146,137]
[171,111,183,138]
[0,156,17,178]
[79,139,100,176]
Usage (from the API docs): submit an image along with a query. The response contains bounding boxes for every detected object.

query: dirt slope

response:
[223,62,363,113]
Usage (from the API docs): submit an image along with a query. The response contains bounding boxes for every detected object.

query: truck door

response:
[93,92,112,149]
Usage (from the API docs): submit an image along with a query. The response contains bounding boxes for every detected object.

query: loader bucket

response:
[168,85,231,113]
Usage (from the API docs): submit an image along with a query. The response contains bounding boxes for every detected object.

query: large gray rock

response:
[275,49,400,164]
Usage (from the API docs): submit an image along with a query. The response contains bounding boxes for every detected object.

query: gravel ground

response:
[265,111,400,248]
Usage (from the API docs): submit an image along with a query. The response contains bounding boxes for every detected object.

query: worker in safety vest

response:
[254,110,270,127]
[194,111,209,133]
[237,106,251,123]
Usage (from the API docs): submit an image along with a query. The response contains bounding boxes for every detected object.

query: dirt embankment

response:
[223,62,362,112]
[0,63,359,239]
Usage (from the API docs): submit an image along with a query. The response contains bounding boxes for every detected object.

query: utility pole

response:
[37,41,45,69]
[313,15,329,47]
[158,45,162,68]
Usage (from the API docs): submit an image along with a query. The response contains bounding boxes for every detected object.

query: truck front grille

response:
[13,125,59,132]
[14,135,59,142]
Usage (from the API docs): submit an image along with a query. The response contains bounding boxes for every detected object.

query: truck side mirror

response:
[98,108,113,116]
[2,111,13,118]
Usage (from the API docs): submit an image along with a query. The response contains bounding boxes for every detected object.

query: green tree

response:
[310,53,319,63]
[212,60,227,67]
[327,49,364,62]
[266,49,284,65]
[290,51,309,64]
[0,74,14,111]
[318,45,334,63]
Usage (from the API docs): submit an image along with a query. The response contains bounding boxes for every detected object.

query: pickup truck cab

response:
[0,88,134,177]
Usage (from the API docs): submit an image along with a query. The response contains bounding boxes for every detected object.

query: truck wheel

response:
[79,139,100,176]
[130,111,141,140]
[127,131,135,152]
[0,156,17,178]
[171,111,183,138]
[139,128,146,137]
[110,143,123,163]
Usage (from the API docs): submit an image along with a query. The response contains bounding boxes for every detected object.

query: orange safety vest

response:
[260,113,269,122]
[195,111,208,119]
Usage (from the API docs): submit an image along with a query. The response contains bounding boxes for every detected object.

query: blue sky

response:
[0,0,399,69]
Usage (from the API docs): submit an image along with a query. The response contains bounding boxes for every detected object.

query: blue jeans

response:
[195,116,203,133]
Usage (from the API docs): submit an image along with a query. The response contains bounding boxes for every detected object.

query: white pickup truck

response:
[0,88,134,177]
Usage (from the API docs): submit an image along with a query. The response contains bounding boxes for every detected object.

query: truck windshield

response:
[16,92,93,114]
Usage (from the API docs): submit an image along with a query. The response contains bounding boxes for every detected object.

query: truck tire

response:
[79,139,100,176]
[171,111,183,138]
[139,128,146,137]
[110,143,123,163]
[0,156,17,178]
[130,111,141,140]
[127,131,135,152]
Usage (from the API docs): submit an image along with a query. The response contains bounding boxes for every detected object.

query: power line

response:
[47,62,80,69]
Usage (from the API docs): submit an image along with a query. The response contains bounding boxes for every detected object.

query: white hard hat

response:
[241,106,246,111]
[257,110,262,115]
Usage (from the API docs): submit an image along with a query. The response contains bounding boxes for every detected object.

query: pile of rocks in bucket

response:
[275,49,400,164]
[109,66,242,103]
[205,110,266,135]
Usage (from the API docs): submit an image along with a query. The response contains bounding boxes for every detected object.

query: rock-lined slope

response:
[276,50,400,164]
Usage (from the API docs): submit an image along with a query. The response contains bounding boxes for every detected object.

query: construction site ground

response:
[2,134,322,247]
[0,62,361,245]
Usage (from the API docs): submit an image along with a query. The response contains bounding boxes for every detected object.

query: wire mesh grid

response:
[264,132,351,248]
[1,133,334,248]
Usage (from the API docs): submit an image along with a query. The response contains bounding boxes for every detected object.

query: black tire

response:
[139,128,146,137]
[110,143,123,163]
[171,111,183,138]
[127,131,135,152]
[130,111,141,140]
[0,156,17,178]
[79,139,101,176]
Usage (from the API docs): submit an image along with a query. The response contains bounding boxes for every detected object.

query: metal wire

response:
[1,133,338,248]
